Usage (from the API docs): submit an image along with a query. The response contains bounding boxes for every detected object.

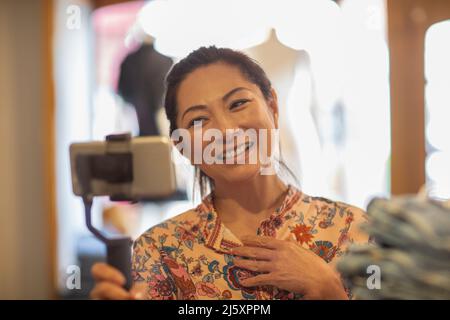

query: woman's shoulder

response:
[289,185,365,217]
[298,192,369,243]
[301,192,367,219]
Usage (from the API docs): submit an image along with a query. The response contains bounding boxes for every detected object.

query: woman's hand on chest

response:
[230,235,349,300]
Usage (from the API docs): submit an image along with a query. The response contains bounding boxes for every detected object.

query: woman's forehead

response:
[176,63,259,108]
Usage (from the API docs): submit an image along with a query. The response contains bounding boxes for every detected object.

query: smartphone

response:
[69,135,177,200]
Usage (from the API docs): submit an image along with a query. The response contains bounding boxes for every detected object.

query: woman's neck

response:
[211,174,289,223]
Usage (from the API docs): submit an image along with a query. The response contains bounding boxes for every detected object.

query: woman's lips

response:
[216,140,255,162]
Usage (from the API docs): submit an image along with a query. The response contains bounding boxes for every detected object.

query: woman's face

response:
[175,62,279,184]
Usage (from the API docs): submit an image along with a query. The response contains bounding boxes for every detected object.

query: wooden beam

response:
[43,0,58,298]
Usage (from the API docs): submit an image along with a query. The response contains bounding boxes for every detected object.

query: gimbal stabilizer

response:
[74,133,135,289]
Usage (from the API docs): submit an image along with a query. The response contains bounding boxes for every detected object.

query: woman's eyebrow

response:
[222,87,251,102]
[181,104,208,121]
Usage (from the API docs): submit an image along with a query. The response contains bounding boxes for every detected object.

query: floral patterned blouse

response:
[131,184,369,300]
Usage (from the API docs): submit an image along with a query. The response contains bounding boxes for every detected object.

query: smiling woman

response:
[90,46,369,300]
[165,47,298,199]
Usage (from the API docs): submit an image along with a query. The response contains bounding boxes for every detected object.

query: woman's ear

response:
[268,88,279,129]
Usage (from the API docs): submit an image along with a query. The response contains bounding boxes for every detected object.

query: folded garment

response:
[337,195,450,299]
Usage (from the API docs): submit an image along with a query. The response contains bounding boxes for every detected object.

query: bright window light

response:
[425,20,450,200]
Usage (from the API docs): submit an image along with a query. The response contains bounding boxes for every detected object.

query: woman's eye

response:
[230,99,250,110]
[188,117,207,128]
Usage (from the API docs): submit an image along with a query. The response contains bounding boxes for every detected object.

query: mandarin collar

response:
[197,184,302,253]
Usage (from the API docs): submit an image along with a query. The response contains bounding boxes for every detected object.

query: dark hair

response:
[163,46,298,200]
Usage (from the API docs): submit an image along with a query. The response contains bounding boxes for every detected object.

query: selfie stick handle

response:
[106,237,133,290]
[78,139,134,290]
[81,195,133,290]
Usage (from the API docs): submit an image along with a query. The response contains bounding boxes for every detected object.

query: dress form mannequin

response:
[244,29,303,179]
[118,35,173,137]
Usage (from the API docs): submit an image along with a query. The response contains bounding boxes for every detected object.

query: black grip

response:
[106,237,133,290]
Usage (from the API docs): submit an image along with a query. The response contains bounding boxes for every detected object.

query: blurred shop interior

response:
[0,0,449,299]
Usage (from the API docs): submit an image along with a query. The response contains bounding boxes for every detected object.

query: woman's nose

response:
[214,114,238,138]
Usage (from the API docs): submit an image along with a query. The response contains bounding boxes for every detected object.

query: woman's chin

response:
[211,163,262,184]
